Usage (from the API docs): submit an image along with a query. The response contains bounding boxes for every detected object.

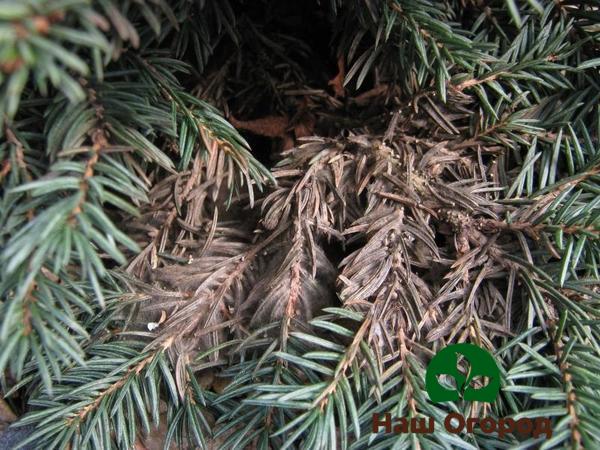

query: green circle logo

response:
[425,343,500,403]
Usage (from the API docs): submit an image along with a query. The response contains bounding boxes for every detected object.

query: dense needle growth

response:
[0,0,599,448]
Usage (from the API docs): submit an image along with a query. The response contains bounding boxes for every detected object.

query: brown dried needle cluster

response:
[122,91,543,377]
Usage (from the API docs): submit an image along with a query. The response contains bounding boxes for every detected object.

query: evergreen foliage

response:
[0,0,599,448]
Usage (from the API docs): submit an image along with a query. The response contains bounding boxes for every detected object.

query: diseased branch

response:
[476,218,600,240]
[281,219,304,344]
